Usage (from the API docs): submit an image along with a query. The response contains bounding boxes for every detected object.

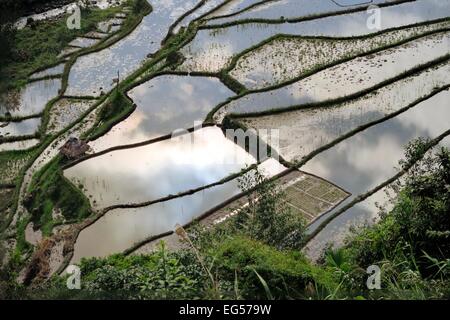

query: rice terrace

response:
[0,0,449,302]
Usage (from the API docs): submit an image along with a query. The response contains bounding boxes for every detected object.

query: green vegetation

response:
[23,157,92,235]
[0,148,36,185]
[133,0,149,15]
[3,139,445,300]
[339,141,450,299]
[86,89,135,141]
[0,3,127,94]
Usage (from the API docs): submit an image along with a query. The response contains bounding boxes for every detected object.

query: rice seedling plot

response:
[207,0,396,26]
[284,175,349,222]
[0,118,41,138]
[46,99,97,135]
[2,0,449,288]
[0,79,61,118]
[230,21,450,89]
[64,126,256,209]
[179,0,450,73]
[89,75,234,152]
[214,32,450,121]
[239,61,450,162]
[301,89,450,197]
[71,159,286,262]
[66,0,200,97]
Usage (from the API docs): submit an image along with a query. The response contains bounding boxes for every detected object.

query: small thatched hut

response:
[59,137,90,159]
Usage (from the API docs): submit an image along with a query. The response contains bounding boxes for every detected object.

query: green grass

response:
[23,157,92,232]
[11,217,32,267]
[0,148,36,185]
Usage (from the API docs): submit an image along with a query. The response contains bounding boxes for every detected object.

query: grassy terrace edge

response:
[201,0,415,29]
[204,22,450,122]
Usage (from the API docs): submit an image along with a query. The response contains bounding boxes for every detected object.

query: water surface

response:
[207,0,396,25]
[215,32,449,120]
[65,126,257,208]
[71,158,285,262]
[90,75,234,152]
[181,0,450,72]
[66,0,200,96]
[0,118,41,138]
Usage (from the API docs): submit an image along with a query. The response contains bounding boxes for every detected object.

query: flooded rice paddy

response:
[0,139,40,153]
[301,90,450,196]
[304,133,450,260]
[229,20,450,89]
[71,158,286,262]
[66,0,200,96]
[89,75,234,152]
[206,0,397,26]
[29,63,65,80]
[0,79,61,117]
[214,31,450,121]
[0,118,41,138]
[2,0,450,269]
[65,126,257,209]
[46,99,96,134]
[240,61,450,162]
[180,0,450,73]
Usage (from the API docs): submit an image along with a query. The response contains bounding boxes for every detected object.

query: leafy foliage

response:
[23,157,92,233]
[234,169,307,250]
[335,141,450,299]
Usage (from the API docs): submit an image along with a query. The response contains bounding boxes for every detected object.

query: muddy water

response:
[89,75,234,152]
[207,0,396,25]
[180,0,450,72]
[66,0,200,96]
[71,158,285,263]
[0,118,41,138]
[215,32,450,121]
[0,79,61,117]
[65,126,257,209]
